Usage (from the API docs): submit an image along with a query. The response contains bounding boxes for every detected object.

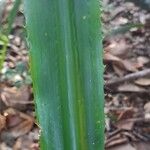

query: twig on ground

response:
[105,69,150,86]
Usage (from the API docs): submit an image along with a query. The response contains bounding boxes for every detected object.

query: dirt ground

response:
[0,0,150,149]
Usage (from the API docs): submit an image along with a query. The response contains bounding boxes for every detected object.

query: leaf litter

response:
[104,0,150,149]
[0,0,39,149]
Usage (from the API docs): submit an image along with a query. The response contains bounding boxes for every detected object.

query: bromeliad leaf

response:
[24,0,104,149]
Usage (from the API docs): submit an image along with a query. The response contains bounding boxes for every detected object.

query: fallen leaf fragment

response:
[106,143,136,150]
[104,52,138,72]
[116,119,135,130]
[106,136,128,148]
[112,64,125,76]
[122,60,138,72]
[134,142,150,150]
[1,86,32,110]
[118,84,146,92]
[104,52,122,62]
[144,102,150,113]
[135,78,150,86]
[105,39,130,58]
[117,107,134,121]
[4,108,34,138]
[0,114,6,131]
[13,136,39,150]
[137,56,149,67]
[0,142,11,150]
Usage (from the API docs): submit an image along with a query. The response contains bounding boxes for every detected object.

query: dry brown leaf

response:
[104,52,122,62]
[137,56,149,67]
[13,138,22,150]
[132,56,150,69]
[112,64,125,77]
[122,60,138,72]
[106,143,136,150]
[1,86,33,110]
[144,102,150,113]
[134,142,150,150]
[110,6,125,20]
[116,119,135,130]
[110,107,134,121]
[118,84,146,92]
[4,108,34,138]
[0,114,6,131]
[105,39,130,58]
[104,52,138,73]
[13,133,39,150]
[117,108,134,121]
[104,52,126,72]
[13,137,37,150]
[0,143,11,150]
[135,78,150,86]
[106,136,128,149]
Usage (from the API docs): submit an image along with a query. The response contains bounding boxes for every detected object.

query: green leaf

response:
[24,0,104,149]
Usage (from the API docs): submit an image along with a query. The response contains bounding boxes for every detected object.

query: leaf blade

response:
[24,0,104,149]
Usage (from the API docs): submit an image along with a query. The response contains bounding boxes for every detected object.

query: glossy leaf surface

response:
[25,0,104,149]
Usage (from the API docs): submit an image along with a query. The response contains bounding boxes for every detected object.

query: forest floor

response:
[104,0,150,149]
[0,0,150,149]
